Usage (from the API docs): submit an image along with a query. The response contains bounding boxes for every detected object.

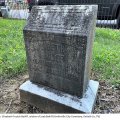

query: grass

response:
[93,28,120,85]
[0,19,120,86]
[0,19,27,78]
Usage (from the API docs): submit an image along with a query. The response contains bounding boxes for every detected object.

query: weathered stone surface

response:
[20,80,99,113]
[23,5,97,97]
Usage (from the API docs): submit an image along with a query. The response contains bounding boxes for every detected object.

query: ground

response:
[0,74,120,113]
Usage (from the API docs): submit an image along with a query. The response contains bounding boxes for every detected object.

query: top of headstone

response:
[24,5,97,35]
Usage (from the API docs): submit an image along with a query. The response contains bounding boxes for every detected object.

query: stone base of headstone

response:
[20,80,99,113]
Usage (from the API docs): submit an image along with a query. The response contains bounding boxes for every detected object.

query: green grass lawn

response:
[0,19,27,78]
[0,19,120,86]
[93,28,120,86]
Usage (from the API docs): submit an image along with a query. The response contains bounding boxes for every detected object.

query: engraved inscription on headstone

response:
[24,5,97,97]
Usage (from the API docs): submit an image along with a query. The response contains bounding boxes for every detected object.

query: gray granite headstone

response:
[20,5,99,113]
[23,5,97,97]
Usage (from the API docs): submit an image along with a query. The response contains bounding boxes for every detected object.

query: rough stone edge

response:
[24,5,98,36]
[19,80,99,113]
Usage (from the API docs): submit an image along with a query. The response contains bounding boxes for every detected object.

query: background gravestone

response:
[20,5,99,113]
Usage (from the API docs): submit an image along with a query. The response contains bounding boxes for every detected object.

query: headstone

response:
[1,6,9,18]
[20,5,99,113]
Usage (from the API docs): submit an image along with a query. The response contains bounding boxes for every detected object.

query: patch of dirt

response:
[0,74,28,113]
[0,74,120,113]
[94,81,120,113]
